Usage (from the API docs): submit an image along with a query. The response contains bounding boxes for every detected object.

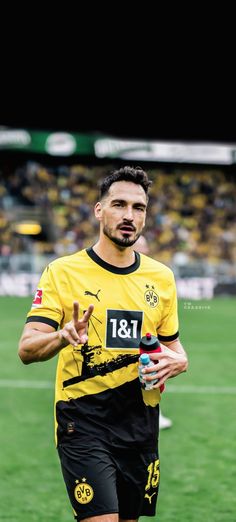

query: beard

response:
[103,225,141,248]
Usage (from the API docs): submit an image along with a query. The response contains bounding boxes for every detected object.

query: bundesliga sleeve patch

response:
[32,288,43,307]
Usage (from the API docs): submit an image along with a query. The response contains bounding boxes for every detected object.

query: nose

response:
[123,207,134,221]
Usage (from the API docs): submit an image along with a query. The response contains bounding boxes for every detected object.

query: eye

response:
[135,206,145,212]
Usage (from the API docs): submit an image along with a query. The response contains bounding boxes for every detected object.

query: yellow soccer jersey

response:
[27,248,179,449]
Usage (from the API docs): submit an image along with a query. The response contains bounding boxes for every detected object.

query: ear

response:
[94,202,102,221]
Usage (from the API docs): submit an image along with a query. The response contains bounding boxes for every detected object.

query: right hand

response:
[59,301,94,348]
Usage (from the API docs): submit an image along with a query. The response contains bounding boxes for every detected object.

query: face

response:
[95,181,147,248]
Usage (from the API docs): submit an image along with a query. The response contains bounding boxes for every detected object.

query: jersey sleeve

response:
[157,271,179,342]
[26,264,64,329]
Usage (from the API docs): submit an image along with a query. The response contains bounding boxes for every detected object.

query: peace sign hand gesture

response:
[59,301,94,348]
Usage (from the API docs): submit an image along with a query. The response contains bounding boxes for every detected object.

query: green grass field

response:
[0,296,235,522]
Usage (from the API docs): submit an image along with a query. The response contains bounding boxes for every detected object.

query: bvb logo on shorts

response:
[74,478,94,504]
[144,285,159,308]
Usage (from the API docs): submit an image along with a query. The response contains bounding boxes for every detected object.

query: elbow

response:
[183,356,189,373]
[18,344,33,365]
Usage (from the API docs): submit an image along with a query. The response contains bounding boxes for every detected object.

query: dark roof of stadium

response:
[2,107,236,143]
[2,122,236,143]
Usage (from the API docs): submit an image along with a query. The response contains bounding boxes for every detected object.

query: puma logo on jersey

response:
[144,492,156,504]
[84,289,101,301]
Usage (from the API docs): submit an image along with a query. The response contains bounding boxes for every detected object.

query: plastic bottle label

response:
[138,360,158,390]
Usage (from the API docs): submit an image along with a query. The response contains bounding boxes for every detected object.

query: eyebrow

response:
[111,198,147,208]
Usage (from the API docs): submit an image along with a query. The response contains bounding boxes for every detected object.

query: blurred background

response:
[0,121,235,522]
[0,124,236,298]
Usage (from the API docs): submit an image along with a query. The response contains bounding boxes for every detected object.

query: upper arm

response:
[26,263,63,329]
[158,271,179,342]
[19,321,56,343]
[18,320,61,365]
[22,321,56,334]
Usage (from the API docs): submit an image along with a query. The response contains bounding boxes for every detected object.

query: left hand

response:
[141,343,188,389]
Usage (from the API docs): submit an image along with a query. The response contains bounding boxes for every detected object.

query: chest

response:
[61,269,169,350]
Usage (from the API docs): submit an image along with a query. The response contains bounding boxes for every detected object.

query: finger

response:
[79,333,88,345]
[153,370,172,389]
[150,351,166,361]
[82,304,94,323]
[62,321,81,344]
[73,301,79,323]
[142,361,162,373]
[67,324,80,340]
[143,370,159,382]
[61,328,80,347]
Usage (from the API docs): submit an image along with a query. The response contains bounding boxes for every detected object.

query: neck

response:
[93,236,136,267]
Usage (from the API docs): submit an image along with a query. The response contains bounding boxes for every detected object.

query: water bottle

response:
[139,333,165,392]
[139,353,158,390]
[139,332,161,355]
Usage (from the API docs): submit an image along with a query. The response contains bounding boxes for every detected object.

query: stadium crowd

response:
[0,162,236,275]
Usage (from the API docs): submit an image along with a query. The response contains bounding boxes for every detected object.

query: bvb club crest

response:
[74,478,94,504]
[144,285,159,308]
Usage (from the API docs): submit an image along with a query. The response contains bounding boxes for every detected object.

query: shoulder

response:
[139,253,175,282]
[45,249,87,272]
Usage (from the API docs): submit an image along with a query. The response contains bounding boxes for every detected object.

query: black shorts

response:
[58,442,160,521]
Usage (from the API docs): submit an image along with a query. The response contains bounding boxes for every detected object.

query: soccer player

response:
[134,235,173,430]
[18,166,188,522]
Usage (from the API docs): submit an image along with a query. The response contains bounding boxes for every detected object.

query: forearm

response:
[18,304,94,365]
[161,339,189,373]
[18,329,65,364]
[161,339,188,377]
[146,338,188,388]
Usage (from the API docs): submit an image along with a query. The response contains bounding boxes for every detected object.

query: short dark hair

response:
[100,166,152,199]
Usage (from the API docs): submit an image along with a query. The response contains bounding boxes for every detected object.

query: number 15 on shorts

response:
[145,459,160,490]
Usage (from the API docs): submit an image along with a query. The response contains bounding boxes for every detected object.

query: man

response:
[18,166,188,522]
[134,235,173,430]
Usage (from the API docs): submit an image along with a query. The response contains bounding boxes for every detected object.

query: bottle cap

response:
[139,333,160,351]
[140,353,150,365]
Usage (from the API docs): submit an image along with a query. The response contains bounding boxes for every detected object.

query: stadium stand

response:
[0,162,236,281]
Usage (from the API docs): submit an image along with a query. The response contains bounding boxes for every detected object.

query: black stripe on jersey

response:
[158,331,179,342]
[63,353,140,388]
[26,316,59,330]
[86,247,140,274]
[56,380,159,449]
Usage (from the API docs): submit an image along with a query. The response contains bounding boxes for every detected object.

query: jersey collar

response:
[86,247,140,274]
